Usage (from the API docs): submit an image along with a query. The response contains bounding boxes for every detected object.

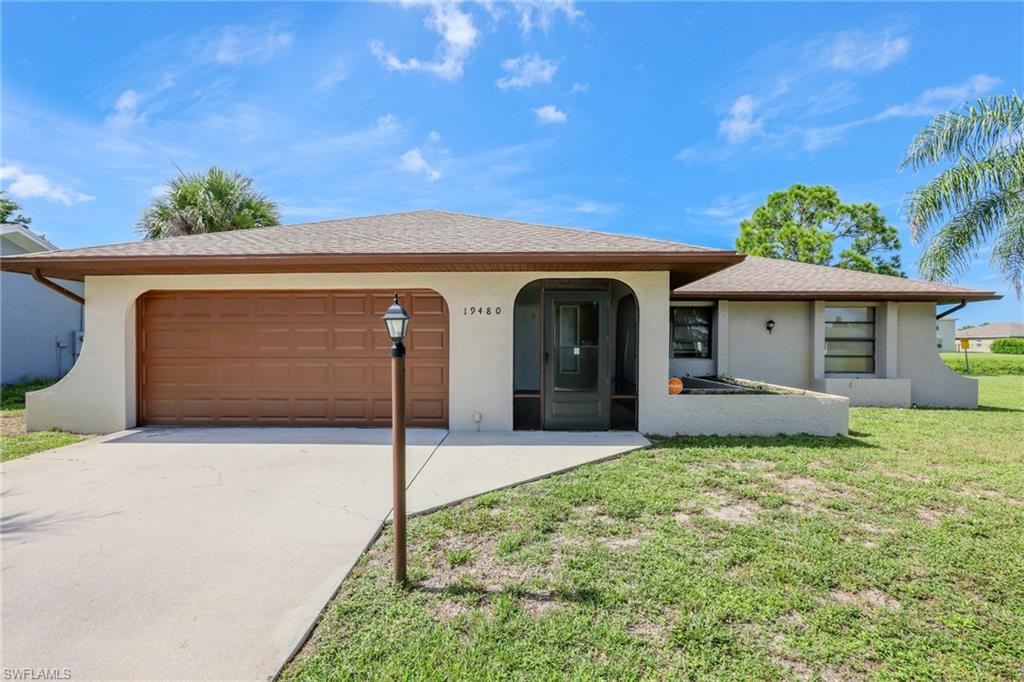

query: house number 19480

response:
[463,306,501,316]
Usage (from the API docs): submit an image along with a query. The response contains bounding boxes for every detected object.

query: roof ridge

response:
[415,208,719,252]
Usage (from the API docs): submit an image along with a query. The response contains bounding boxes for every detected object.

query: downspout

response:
[937,299,967,320]
[32,268,85,305]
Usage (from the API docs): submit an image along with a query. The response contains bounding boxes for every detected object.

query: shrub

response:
[991,337,1024,354]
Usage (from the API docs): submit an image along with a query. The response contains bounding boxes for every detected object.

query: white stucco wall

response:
[648,390,849,437]
[898,302,978,408]
[1,242,83,384]
[725,301,815,388]
[817,377,912,407]
[936,318,956,351]
[26,270,673,435]
[713,299,976,409]
[25,271,978,435]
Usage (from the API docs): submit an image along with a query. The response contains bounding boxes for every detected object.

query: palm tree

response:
[137,167,280,239]
[899,94,1024,295]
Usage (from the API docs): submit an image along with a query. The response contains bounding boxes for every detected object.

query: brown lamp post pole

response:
[382,293,411,584]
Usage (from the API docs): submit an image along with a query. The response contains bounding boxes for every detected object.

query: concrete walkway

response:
[1,427,648,681]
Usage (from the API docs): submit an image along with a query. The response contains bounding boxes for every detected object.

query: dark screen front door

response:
[544,291,609,430]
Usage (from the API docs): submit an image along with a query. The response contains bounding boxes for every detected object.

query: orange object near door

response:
[668,377,684,394]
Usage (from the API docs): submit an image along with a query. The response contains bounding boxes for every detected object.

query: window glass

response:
[824,306,875,373]
[672,307,712,359]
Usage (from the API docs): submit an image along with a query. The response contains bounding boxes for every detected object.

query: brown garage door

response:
[138,290,448,427]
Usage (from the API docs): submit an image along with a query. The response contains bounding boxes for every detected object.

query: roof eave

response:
[2,251,745,281]
[671,290,1002,304]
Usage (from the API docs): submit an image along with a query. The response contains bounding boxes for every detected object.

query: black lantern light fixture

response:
[765,319,776,334]
[382,292,411,584]
[383,293,411,355]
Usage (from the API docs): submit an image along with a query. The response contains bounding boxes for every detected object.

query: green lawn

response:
[942,351,1024,376]
[285,376,1024,681]
[1,378,91,462]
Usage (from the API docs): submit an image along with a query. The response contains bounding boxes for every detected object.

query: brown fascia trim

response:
[672,290,1002,303]
[32,269,85,304]
[2,250,745,280]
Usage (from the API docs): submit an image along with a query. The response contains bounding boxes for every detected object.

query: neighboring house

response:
[955,322,1024,352]
[0,224,84,384]
[0,210,999,436]
[936,318,956,351]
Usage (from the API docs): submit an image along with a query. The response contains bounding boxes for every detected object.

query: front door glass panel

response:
[554,301,600,391]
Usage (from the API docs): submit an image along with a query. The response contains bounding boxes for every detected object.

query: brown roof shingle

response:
[955,322,1024,339]
[2,209,741,280]
[14,209,713,259]
[673,255,1000,303]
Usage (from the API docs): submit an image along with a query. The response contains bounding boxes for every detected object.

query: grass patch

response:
[1,377,91,461]
[1,376,58,410]
[285,376,1024,681]
[942,351,1024,376]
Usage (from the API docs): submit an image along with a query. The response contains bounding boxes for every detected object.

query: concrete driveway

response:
[2,427,647,681]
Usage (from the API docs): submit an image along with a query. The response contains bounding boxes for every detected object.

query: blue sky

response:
[2,1,1021,324]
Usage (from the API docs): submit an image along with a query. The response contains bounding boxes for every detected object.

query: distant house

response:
[955,321,1024,353]
[1,224,84,384]
[936,318,956,351]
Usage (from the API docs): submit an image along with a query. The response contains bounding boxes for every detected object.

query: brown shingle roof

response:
[14,210,713,258]
[673,255,1000,303]
[955,322,1024,339]
[1,210,741,280]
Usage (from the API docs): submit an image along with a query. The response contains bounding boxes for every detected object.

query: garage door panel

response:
[333,329,370,350]
[139,290,448,427]
[409,328,447,352]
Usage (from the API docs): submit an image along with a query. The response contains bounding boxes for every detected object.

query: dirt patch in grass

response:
[1,411,26,437]
[915,505,967,527]
[674,511,694,527]
[831,588,901,612]
[626,619,667,645]
[954,485,1024,507]
[708,500,763,525]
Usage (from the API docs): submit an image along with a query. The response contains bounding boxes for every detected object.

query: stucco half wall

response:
[27,271,678,434]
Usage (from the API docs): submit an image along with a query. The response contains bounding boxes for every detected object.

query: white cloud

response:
[718,95,763,144]
[315,59,349,93]
[496,54,558,90]
[877,74,1001,119]
[400,148,441,181]
[1,166,95,205]
[105,89,143,130]
[573,200,616,215]
[513,0,582,36]
[533,104,567,125]
[207,24,294,65]
[691,193,763,223]
[825,31,910,72]
[371,3,478,81]
[428,130,442,142]
[570,82,589,94]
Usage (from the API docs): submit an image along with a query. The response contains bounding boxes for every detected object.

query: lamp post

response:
[382,293,411,584]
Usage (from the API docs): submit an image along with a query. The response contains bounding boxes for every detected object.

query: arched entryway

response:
[513,278,638,431]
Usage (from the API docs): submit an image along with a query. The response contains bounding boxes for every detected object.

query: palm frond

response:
[903,151,1024,240]
[899,94,1024,172]
[989,204,1024,296]
[136,166,280,239]
[916,191,1017,282]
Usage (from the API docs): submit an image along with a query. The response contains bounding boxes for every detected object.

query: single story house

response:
[955,321,1024,352]
[1,223,84,384]
[0,210,999,437]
